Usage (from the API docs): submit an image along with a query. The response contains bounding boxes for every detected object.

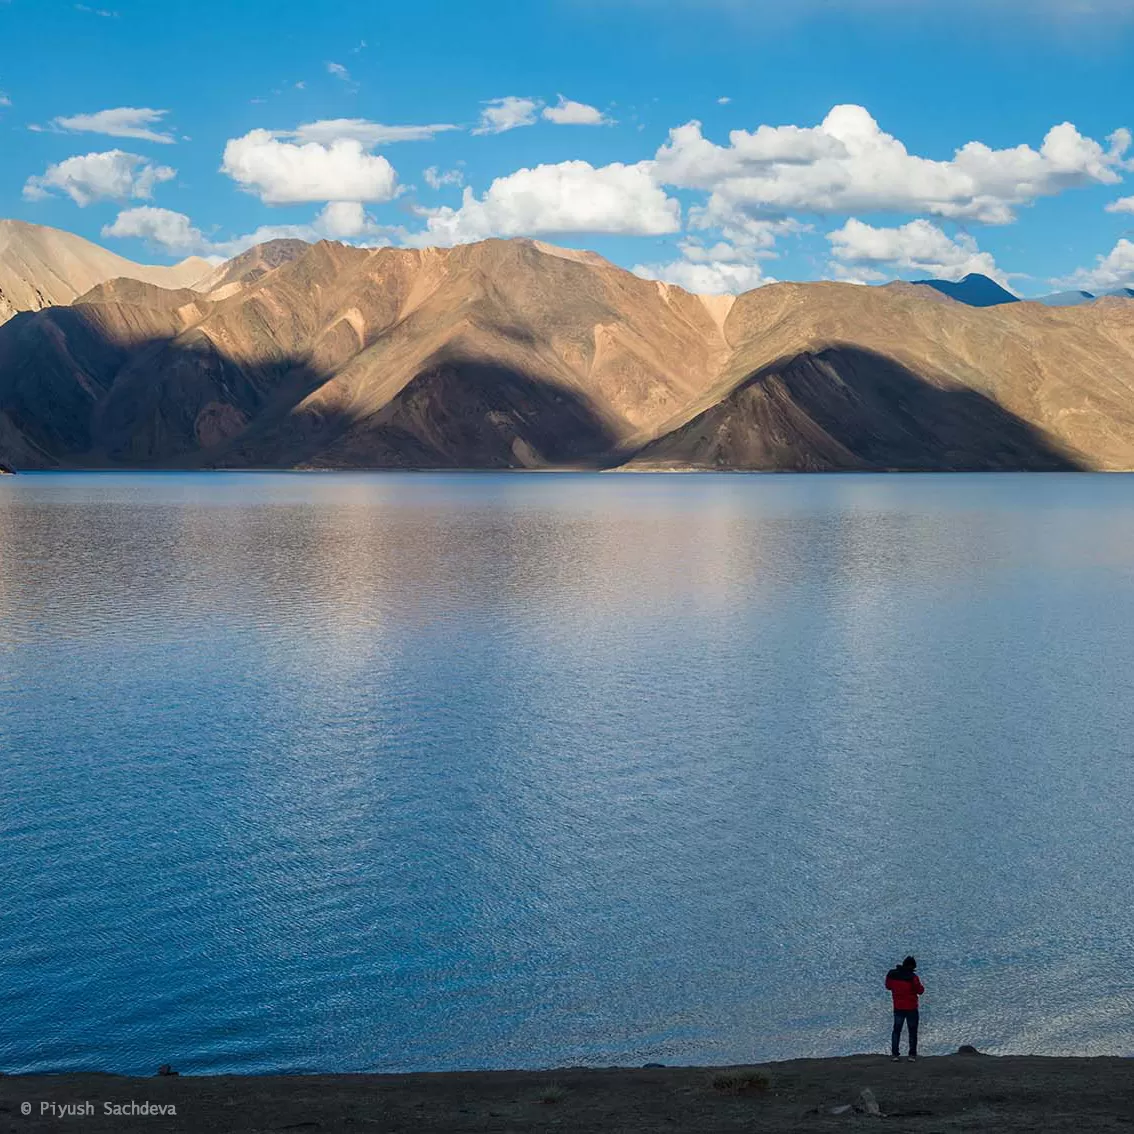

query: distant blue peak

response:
[1034,290,1096,307]
[1032,287,1134,306]
[910,273,1020,308]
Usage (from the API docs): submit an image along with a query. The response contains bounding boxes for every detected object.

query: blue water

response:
[2,471,1134,1075]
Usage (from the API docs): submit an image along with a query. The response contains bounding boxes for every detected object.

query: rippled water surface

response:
[2,471,1134,1074]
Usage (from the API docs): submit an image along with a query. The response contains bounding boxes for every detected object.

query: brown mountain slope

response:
[629,346,1077,471]
[0,234,1132,472]
[0,219,213,326]
[633,280,1134,470]
[193,238,312,299]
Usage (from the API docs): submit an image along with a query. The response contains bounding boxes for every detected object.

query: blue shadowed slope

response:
[910,273,1020,307]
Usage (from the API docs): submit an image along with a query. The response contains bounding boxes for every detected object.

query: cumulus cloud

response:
[314,200,381,239]
[102,207,210,255]
[653,105,1132,225]
[473,96,543,135]
[101,203,388,259]
[689,208,807,252]
[0,92,11,108]
[48,106,175,143]
[717,96,731,105]
[632,258,774,294]
[827,263,889,285]
[404,160,681,245]
[1054,238,1134,291]
[423,165,464,189]
[221,129,398,204]
[542,96,612,126]
[326,61,351,82]
[1106,195,1134,214]
[23,149,175,206]
[631,219,800,295]
[290,118,459,145]
[826,217,1011,285]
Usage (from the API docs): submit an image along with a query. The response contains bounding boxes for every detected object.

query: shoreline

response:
[6,465,1134,475]
[5,1053,1133,1131]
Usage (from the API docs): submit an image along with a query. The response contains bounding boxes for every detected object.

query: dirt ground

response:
[2,1053,1133,1133]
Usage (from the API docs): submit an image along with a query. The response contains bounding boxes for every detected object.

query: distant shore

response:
[4,464,1132,475]
[4,1054,1132,1132]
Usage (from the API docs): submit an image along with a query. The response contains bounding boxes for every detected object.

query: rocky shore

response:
[4,1053,1133,1132]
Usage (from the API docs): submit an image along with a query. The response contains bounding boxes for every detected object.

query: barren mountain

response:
[1,231,1133,472]
[193,238,311,299]
[0,219,213,326]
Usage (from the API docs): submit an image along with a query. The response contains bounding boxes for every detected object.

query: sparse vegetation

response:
[710,1068,771,1095]
[537,1082,568,1104]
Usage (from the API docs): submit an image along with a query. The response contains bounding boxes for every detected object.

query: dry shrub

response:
[710,1068,771,1095]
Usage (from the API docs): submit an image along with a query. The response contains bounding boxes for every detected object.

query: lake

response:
[1,471,1133,1075]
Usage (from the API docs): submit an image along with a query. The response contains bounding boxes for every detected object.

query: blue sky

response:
[2,0,1134,295]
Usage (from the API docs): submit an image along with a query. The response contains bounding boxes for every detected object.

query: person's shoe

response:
[891,1055,901,1062]
[908,1055,917,1062]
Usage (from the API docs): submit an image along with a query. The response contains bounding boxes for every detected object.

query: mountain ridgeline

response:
[1,226,1134,472]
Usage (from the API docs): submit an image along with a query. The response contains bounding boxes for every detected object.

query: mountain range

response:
[0,220,213,326]
[1035,287,1134,307]
[2,220,1134,472]
[903,272,1134,309]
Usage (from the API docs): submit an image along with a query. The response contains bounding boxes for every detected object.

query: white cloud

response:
[423,165,464,189]
[1055,238,1134,291]
[676,237,770,263]
[49,107,175,144]
[101,203,389,260]
[541,96,612,126]
[102,207,210,255]
[826,217,1011,285]
[0,92,11,108]
[221,129,398,204]
[654,105,1132,225]
[633,258,774,294]
[314,200,380,239]
[827,263,889,285]
[289,118,459,145]
[630,218,799,295]
[1106,195,1134,214]
[689,207,807,250]
[405,160,681,244]
[326,61,351,82]
[23,149,175,206]
[717,96,731,105]
[473,96,542,135]
[74,3,119,15]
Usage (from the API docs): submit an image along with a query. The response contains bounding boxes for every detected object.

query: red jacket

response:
[885,967,924,1011]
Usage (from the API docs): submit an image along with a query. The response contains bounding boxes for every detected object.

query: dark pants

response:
[892,1009,919,1056]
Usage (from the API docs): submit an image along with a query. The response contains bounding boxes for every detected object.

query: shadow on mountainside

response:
[0,305,622,470]
[222,355,623,470]
[0,306,1088,472]
[629,344,1087,472]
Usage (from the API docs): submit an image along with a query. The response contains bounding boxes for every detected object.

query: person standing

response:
[885,955,924,1060]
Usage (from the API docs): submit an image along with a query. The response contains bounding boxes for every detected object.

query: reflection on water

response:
[2,471,1134,1073]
